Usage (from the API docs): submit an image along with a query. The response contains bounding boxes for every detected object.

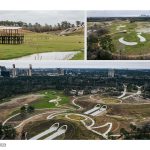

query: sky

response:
[0,11,84,25]
[0,61,149,69]
[87,10,150,17]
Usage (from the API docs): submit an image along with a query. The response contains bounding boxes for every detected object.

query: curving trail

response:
[119,33,146,46]
[8,94,114,140]
[119,37,137,46]
[137,33,146,42]
[47,112,112,139]
[72,96,85,109]
[118,84,127,99]
[122,86,142,100]
[49,96,61,107]
[2,113,20,126]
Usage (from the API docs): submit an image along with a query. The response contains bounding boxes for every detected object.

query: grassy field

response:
[0,32,84,60]
[71,51,84,60]
[109,21,150,55]
[31,90,70,109]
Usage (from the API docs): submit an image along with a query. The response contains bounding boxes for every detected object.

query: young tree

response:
[27,106,35,113]
[76,21,81,26]
[20,106,27,118]
[2,125,16,139]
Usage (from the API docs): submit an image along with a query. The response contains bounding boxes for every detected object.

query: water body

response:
[11,51,80,61]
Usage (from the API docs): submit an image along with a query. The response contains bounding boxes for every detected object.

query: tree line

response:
[0,74,150,101]
[87,17,150,22]
[0,20,84,32]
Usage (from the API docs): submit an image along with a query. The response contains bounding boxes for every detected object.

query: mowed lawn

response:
[0,32,84,60]
[31,90,70,109]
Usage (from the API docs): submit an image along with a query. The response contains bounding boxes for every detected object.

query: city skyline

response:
[0,61,149,69]
[87,10,150,17]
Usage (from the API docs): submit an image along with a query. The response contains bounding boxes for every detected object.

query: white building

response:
[108,69,115,78]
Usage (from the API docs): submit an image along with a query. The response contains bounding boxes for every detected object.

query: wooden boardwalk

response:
[0,28,24,44]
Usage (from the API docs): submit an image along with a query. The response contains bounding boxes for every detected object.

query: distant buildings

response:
[12,64,17,78]
[70,90,77,95]
[108,69,115,78]
[57,68,64,75]
[78,90,84,96]
[27,64,32,77]
[0,64,33,78]
[91,89,99,94]
[0,66,10,77]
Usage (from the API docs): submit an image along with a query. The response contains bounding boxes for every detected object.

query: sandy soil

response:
[0,94,43,121]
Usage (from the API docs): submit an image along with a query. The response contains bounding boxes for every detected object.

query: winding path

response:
[118,84,127,99]
[49,96,61,107]
[47,112,112,139]
[119,33,146,46]
[119,37,137,46]
[122,86,142,100]
[137,33,146,42]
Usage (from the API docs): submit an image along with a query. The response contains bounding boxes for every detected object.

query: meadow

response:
[110,21,150,56]
[31,90,70,109]
[0,32,84,60]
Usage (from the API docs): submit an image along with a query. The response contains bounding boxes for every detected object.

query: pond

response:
[10,51,80,60]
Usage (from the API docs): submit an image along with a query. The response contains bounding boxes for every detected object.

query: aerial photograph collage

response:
[0,10,150,141]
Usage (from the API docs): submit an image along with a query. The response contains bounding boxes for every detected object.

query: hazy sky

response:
[0,11,84,25]
[0,61,149,69]
[87,10,150,17]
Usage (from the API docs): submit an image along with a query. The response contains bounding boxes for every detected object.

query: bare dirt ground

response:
[0,94,43,121]
[15,110,63,139]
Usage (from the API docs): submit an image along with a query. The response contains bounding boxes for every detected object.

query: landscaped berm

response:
[87,16,150,60]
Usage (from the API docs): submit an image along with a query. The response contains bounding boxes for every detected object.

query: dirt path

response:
[0,94,43,121]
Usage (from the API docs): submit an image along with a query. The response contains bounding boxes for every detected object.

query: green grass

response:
[0,32,84,60]
[71,50,84,60]
[109,21,150,55]
[88,21,150,56]
[31,90,70,109]
[112,32,150,55]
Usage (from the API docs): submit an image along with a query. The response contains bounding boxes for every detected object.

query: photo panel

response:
[87,10,150,60]
[0,10,85,61]
[0,61,150,140]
